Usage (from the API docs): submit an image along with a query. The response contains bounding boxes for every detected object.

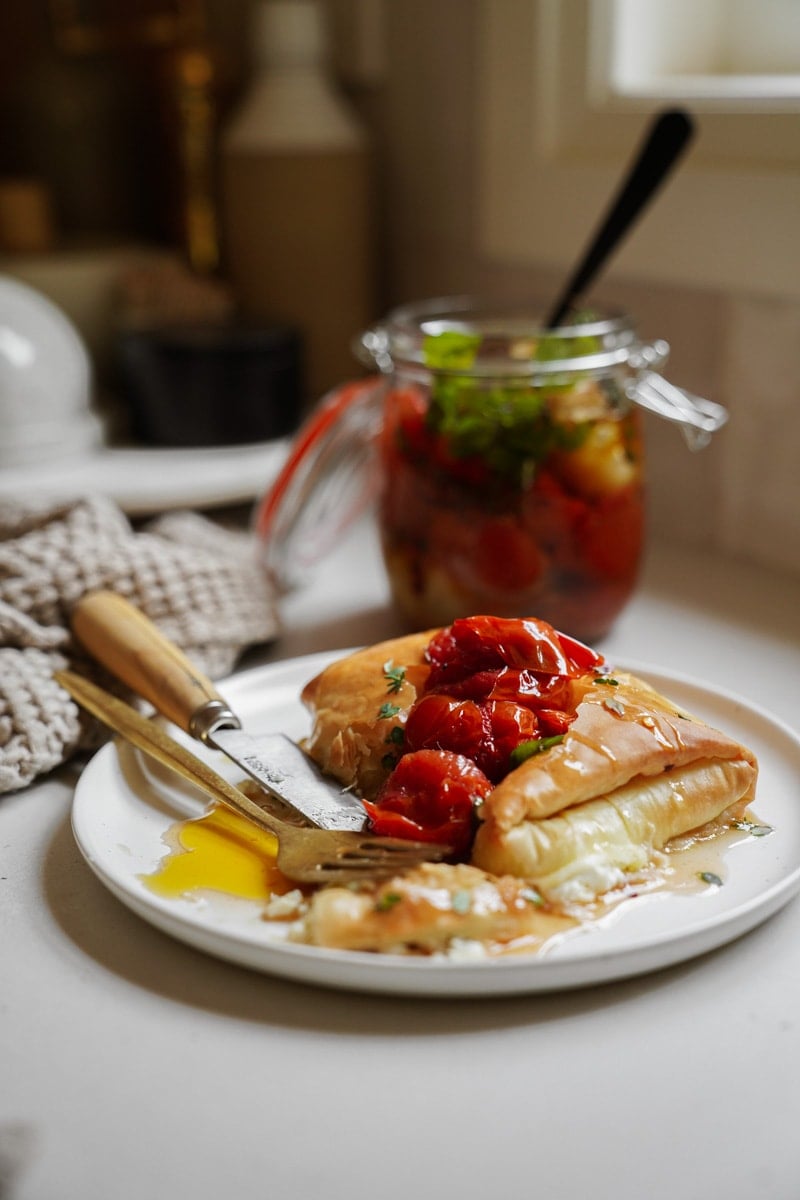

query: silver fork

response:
[56,670,449,885]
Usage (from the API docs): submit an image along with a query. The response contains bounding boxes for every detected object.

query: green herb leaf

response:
[698,871,723,886]
[385,725,405,746]
[510,734,565,767]
[732,819,773,838]
[382,660,406,693]
[377,703,401,720]
[381,753,399,770]
[451,889,472,914]
[594,676,619,686]
[375,891,403,913]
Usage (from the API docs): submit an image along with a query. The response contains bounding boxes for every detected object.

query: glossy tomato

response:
[404,694,485,760]
[404,692,541,782]
[364,750,492,855]
[425,614,600,687]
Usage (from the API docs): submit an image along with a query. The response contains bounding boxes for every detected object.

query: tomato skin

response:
[554,630,605,672]
[439,666,572,710]
[364,750,492,855]
[478,700,540,781]
[575,483,644,583]
[387,387,491,488]
[537,707,574,736]
[404,694,485,761]
[384,386,428,459]
[404,693,541,783]
[425,614,602,689]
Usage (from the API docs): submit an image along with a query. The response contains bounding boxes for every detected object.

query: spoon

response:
[545,108,695,328]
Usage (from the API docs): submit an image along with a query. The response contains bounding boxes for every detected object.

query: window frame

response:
[477,0,800,299]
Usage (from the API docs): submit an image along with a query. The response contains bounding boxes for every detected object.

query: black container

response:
[117,323,304,447]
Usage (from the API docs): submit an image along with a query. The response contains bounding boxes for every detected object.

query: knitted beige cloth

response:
[0,496,280,793]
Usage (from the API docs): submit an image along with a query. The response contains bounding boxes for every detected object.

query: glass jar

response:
[255,297,727,642]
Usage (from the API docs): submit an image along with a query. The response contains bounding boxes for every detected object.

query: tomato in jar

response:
[376,320,647,642]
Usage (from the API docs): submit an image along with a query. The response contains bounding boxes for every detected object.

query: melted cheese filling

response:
[472,757,754,901]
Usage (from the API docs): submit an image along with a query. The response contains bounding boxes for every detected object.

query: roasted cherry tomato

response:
[364,750,492,855]
[404,694,485,761]
[425,614,601,688]
[404,693,541,782]
[437,666,572,710]
[477,700,541,781]
[576,484,644,583]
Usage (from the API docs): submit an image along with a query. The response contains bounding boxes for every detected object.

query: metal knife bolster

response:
[195,707,369,832]
[189,700,243,741]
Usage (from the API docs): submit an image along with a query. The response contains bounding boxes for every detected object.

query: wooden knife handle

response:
[71,590,229,734]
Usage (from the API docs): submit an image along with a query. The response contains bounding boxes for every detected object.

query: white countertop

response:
[2,517,800,1200]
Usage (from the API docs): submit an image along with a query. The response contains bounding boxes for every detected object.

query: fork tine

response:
[302,841,449,881]
[366,838,451,856]
[333,844,450,866]
[292,860,407,883]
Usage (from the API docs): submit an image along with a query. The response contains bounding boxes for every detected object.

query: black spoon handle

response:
[545,108,695,328]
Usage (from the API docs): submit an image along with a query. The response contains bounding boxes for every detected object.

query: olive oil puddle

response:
[142,805,290,906]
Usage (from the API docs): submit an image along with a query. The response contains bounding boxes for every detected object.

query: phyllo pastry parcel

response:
[296,615,758,951]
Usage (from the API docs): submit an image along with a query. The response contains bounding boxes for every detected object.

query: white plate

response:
[71,652,800,997]
[0,437,289,515]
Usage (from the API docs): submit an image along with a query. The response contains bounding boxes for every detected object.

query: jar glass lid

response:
[354,295,651,380]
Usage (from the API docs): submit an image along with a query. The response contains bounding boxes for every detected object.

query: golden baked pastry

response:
[296,861,576,954]
[471,670,757,897]
[299,616,758,940]
[301,630,433,799]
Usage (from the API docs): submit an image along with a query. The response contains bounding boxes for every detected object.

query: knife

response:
[70,590,368,832]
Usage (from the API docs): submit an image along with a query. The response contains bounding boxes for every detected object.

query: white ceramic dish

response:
[0,437,289,515]
[0,274,100,467]
[71,652,800,997]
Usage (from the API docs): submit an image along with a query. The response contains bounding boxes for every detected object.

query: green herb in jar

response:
[421,329,601,486]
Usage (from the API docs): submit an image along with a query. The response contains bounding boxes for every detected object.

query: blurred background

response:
[0,0,798,578]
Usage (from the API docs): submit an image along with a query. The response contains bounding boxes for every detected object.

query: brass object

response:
[56,669,447,885]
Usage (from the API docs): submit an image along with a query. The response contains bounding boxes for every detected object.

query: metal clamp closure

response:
[628,370,728,450]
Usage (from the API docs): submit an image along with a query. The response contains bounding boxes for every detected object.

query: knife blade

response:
[201,728,367,831]
[70,590,368,832]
